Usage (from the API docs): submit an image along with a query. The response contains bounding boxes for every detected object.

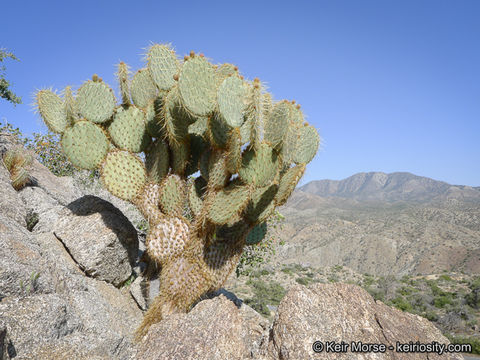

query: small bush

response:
[424,311,439,322]
[389,296,413,312]
[439,274,453,282]
[295,277,311,286]
[433,294,454,308]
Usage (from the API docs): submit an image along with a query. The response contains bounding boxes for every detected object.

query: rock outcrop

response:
[0,134,143,359]
[264,283,464,360]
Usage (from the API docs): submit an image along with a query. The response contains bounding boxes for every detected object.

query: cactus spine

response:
[34,43,320,339]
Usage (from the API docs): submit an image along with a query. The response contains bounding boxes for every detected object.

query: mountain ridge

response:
[299,171,480,203]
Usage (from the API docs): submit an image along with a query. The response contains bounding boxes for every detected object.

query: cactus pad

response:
[117,62,131,105]
[281,118,302,164]
[130,68,158,109]
[246,222,267,245]
[76,80,116,123]
[238,143,279,187]
[245,184,278,224]
[145,139,169,183]
[215,63,238,85]
[170,141,190,176]
[188,116,208,138]
[208,112,230,149]
[147,44,179,91]
[63,86,78,123]
[61,120,109,169]
[207,185,250,225]
[100,150,146,201]
[216,220,249,243]
[188,176,207,217]
[264,101,290,148]
[275,164,306,206]
[108,105,150,153]
[226,127,242,173]
[163,86,195,144]
[206,151,229,190]
[159,174,186,217]
[217,76,246,128]
[179,56,216,116]
[144,98,164,139]
[293,125,320,164]
[36,90,69,134]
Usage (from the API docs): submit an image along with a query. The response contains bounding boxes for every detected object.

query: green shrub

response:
[389,296,413,312]
[295,277,311,286]
[439,274,453,282]
[433,294,454,308]
[245,279,286,317]
[424,310,439,322]
[281,266,294,276]
[366,286,385,302]
[363,274,375,287]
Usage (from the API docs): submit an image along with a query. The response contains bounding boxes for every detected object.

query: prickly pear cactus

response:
[35,44,320,339]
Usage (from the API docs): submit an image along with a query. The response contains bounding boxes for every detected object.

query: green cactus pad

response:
[238,143,279,187]
[188,176,207,217]
[245,184,278,224]
[208,112,230,149]
[145,139,169,183]
[76,80,116,123]
[158,174,186,217]
[117,62,131,105]
[217,76,246,128]
[239,116,252,145]
[275,164,306,206]
[171,141,190,176]
[207,185,250,225]
[108,105,150,153]
[163,86,195,144]
[226,128,242,173]
[246,222,267,245]
[281,114,302,165]
[147,44,179,91]
[100,150,146,201]
[216,220,249,242]
[36,90,69,134]
[206,151,229,190]
[144,98,164,139]
[63,86,78,123]
[215,63,238,86]
[264,101,291,148]
[244,85,272,150]
[178,56,216,116]
[61,120,109,169]
[131,68,158,109]
[293,125,320,164]
[291,105,305,126]
[188,116,208,138]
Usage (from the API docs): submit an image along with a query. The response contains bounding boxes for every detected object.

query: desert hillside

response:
[272,172,480,276]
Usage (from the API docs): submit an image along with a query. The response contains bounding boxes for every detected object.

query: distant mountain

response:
[299,172,480,203]
[273,172,480,277]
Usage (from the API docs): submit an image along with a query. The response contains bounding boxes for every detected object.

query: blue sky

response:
[1,0,479,186]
